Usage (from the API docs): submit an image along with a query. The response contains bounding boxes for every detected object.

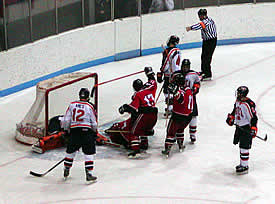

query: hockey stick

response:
[255,134,268,141]
[234,125,267,142]
[97,133,121,147]
[156,85,164,104]
[30,158,65,177]
[104,129,130,134]
[91,70,145,97]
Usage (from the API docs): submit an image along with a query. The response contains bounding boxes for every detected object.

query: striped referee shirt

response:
[191,17,217,40]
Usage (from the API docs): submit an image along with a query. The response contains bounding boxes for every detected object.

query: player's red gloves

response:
[226,113,235,126]
[193,83,200,95]
[250,126,257,138]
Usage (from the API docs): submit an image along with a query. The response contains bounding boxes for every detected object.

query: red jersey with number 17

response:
[129,88,156,111]
[143,79,157,98]
[173,87,193,116]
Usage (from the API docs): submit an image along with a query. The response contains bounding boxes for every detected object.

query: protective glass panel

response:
[84,0,111,25]
[32,0,56,41]
[58,0,82,33]
[184,0,218,8]
[114,0,138,19]
[5,0,31,49]
[144,0,178,14]
[0,0,4,51]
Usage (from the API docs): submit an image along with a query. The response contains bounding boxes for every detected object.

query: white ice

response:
[0,42,274,204]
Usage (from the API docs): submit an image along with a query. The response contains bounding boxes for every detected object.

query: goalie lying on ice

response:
[32,115,69,153]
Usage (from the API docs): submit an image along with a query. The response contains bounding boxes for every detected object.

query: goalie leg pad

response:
[32,132,65,153]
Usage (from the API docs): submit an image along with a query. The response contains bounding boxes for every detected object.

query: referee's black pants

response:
[201,38,217,78]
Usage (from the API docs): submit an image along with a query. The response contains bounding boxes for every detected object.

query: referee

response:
[186,9,217,81]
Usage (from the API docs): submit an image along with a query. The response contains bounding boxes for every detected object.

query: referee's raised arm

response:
[186,9,217,81]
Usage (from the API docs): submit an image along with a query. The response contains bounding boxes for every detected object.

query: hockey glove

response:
[226,114,235,126]
[167,83,178,95]
[118,105,125,114]
[157,72,163,83]
[193,83,200,95]
[250,126,257,138]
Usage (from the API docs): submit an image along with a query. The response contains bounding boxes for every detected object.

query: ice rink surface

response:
[0,42,274,204]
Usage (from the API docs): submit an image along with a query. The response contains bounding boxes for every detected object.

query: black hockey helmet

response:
[144,66,155,76]
[198,9,207,16]
[133,79,143,92]
[181,58,191,70]
[167,35,180,47]
[172,73,185,86]
[236,86,249,100]
[79,88,90,100]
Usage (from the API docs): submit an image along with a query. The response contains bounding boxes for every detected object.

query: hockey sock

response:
[140,136,148,150]
[130,136,140,151]
[165,136,175,150]
[64,152,76,169]
[85,154,95,174]
[240,148,249,167]
[175,133,184,144]
[189,116,197,138]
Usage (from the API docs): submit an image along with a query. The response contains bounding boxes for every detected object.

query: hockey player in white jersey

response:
[63,88,98,183]
[157,35,181,116]
[226,86,258,174]
[180,59,201,143]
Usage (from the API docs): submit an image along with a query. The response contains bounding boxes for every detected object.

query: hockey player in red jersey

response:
[103,67,158,153]
[109,77,158,158]
[140,66,157,149]
[162,73,193,157]
[157,35,181,116]
[226,86,258,174]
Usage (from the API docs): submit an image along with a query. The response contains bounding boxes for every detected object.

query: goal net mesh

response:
[16,72,97,145]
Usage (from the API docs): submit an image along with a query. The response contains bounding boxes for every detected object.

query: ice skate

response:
[85,169,97,184]
[31,141,44,154]
[177,141,185,152]
[63,167,70,180]
[161,146,171,158]
[235,164,242,170]
[190,136,196,144]
[128,150,141,159]
[236,166,249,175]
[201,75,212,81]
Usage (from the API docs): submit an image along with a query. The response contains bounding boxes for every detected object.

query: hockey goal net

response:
[15,72,98,145]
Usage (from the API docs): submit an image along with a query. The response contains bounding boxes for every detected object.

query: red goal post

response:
[15,72,98,145]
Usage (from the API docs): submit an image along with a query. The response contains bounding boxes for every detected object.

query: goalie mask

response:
[79,88,90,100]
[133,79,143,92]
[236,86,249,100]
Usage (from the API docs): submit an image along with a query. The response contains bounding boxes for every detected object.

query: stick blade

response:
[264,134,268,141]
[30,171,44,177]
